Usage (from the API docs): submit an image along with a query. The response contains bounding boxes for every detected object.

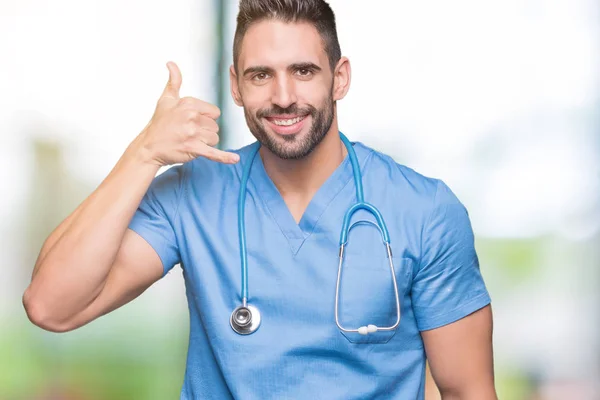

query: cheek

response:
[241,85,272,110]
[241,79,271,97]
[299,76,333,101]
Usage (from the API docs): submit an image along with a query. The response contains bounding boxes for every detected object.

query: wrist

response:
[125,130,161,168]
[118,136,162,178]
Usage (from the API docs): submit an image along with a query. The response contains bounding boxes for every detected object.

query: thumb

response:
[161,61,182,100]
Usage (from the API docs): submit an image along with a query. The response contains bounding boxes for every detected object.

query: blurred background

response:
[1,0,599,399]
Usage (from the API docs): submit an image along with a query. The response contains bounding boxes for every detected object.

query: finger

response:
[180,96,221,119]
[161,61,182,100]
[194,114,219,133]
[199,128,220,147]
[194,143,239,164]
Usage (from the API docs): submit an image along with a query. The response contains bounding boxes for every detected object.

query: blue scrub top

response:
[129,139,491,400]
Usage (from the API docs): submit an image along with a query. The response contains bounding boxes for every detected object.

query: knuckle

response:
[200,103,220,119]
[186,109,200,122]
[200,116,219,132]
[185,122,197,137]
[199,129,218,147]
[180,96,195,107]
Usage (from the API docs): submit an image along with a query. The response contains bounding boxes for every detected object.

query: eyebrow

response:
[289,62,321,72]
[242,62,322,77]
[243,65,275,77]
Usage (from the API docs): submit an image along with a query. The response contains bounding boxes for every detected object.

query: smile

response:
[264,114,309,136]
[270,115,307,126]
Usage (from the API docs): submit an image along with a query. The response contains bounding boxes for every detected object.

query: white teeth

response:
[272,116,304,126]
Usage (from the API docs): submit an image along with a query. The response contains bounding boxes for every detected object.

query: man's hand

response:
[24,62,230,332]
[138,61,239,166]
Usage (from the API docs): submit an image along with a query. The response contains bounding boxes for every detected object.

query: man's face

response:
[232,20,335,160]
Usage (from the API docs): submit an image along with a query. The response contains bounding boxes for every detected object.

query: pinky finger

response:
[196,143,240,164]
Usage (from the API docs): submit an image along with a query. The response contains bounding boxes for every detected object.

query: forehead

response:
[238,20,327,69]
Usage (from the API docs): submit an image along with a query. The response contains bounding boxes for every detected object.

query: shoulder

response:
[356,141,460,211]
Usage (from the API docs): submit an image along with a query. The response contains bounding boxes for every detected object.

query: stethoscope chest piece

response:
[230,304,261,335]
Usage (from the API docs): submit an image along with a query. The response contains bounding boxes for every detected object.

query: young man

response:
[24,0,497,398]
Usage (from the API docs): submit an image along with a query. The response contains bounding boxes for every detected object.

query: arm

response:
[23,143,162,332]
[411,179,496,399]
[23,61,236,332]
[422,305,497,400]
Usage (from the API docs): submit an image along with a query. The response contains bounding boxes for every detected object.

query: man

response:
[23,0,497,398]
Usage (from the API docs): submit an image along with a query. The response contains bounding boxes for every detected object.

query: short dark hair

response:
[233,0,342,72]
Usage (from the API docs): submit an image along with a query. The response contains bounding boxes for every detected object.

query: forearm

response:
[23,135,160,327]
[24,61,231,331]
[32,200,85,279]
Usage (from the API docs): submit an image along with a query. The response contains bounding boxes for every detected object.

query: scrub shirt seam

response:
[302,148,376,239]
[417,291,491,331]
[236,144,302,248]
[246,164,296,242]
[417,179,441,276]
[244,144,303,241]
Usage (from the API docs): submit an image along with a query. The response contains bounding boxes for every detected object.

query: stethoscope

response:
[230,132,401,336]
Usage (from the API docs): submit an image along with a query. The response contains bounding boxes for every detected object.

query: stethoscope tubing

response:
[233,132,400,336]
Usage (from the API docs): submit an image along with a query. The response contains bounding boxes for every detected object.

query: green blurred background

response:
[1,0,599,399]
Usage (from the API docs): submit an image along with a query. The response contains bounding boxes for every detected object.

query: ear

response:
[229,65,243,107]
[332,56,351,101]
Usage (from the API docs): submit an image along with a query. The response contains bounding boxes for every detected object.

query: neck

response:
[260,121,347,199]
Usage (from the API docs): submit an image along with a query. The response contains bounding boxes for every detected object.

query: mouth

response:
[264,114,309,135]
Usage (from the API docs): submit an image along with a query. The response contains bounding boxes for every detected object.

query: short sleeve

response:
[128,165,184,277]
[412,180,491,331]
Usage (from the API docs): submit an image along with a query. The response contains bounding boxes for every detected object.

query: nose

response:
[270,75,297,109]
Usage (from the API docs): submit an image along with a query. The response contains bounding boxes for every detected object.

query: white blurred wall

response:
[0,0,221,327]
[1,0,599,397]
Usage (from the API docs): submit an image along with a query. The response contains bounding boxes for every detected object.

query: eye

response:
[252,72,270,81]
[296,68,312,77]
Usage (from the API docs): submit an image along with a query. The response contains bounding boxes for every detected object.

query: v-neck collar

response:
[248,140,370,255]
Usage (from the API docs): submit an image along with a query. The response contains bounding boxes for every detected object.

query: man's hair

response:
[233,0,342,72]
